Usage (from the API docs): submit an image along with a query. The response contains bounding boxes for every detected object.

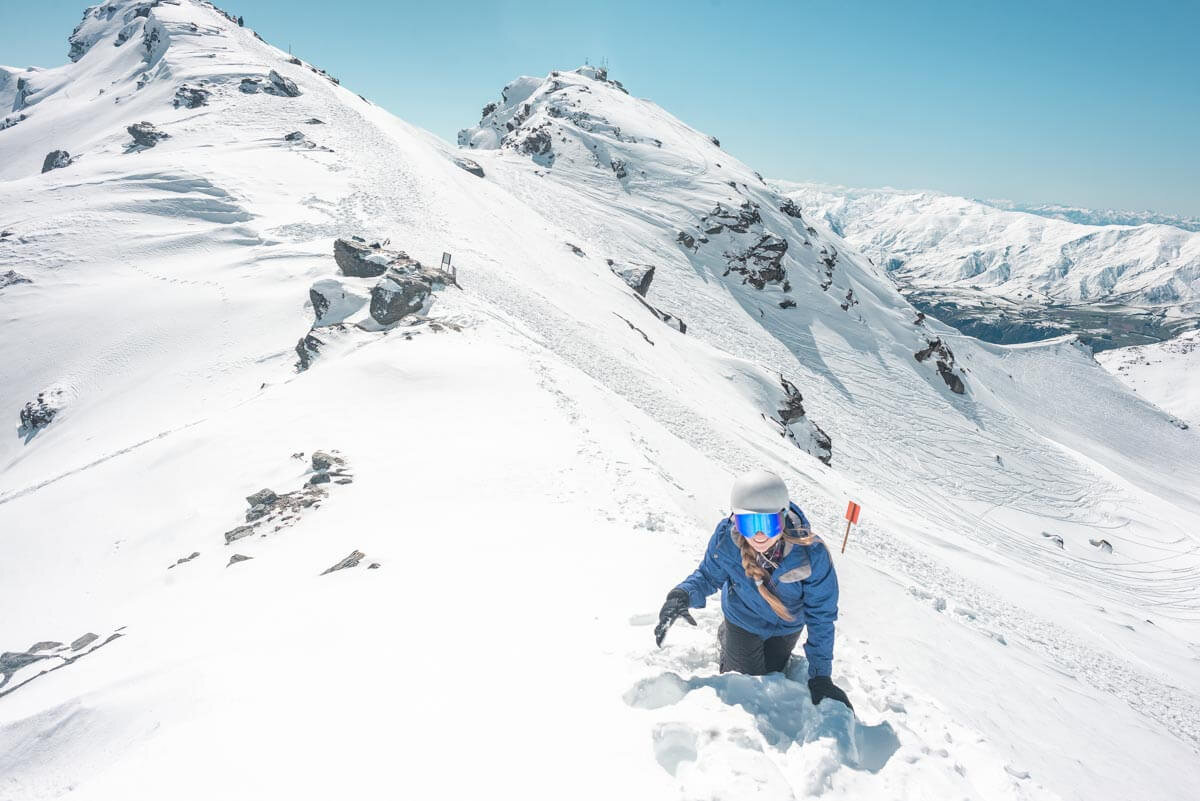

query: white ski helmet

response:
[730,469,789,514]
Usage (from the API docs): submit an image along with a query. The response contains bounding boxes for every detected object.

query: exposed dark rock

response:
[19,389,64,433]
[702,201,761,234]
[321,550,366,575]
[308,472,331,485]
[70,633,98,651]
[676,231,696,249]
[779,198,803,219]
[295,331,322,370]
[519,129,552,157]
[312,451,337,471]
[267,70,301,96]
[333,237,394,277]
[726,233,788,289]
[246,488,278,507]
[709,135,720,146]
[227,554,253,566]
[614,314,654,345]
[1090,538,1114,554]
[611,159,627,179]
[284,131,305,141]
[779,299,796,309]
[778,376,806,424]
[0,270,32,290]
[454,156,485,177]
[126,121,169,149]
[1042,532,1065,548]
[481,101,497,118]
[225,525,255,544]
[914,312,926,325]
[172,85,209,108]
[840,288,858,311]
[168,551,200,569]
[246,503,271,522]
[610,262,654,296]
[914,338,966,394]
[305,117,325,124]
[309,286,330,320]
[811,424,833,466]
[633,294,686,334]
[41,150,72,173]
[368,562,381,569]
[370,271,431,325]
[567,242,586,257]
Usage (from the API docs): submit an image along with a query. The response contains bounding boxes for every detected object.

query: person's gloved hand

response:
[808,676,853,710]
[654,588,696,647]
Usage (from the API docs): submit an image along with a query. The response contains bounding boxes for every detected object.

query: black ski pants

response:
[718,619,802,676]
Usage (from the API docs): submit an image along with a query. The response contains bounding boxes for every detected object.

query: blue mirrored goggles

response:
[733,512,784,539]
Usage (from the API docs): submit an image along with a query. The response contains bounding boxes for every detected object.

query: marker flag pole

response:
[841,500,862,554]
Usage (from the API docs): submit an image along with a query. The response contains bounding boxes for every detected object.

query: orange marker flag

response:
[841,501,862,553]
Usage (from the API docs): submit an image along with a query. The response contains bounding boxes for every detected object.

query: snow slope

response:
[2,3,1200,800]
[1096,329,1200,428]
[772,181,1200,320]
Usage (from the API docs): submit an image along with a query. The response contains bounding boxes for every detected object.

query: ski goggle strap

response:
[733,512,784,539]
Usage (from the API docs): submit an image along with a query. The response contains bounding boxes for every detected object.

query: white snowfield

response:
[772,181,1200,315]
[1096,329,1200,429]
[2,3,1199,800]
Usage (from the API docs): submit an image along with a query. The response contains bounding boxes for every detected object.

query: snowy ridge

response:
[2,3,1200,800]
[981,198,1200,233]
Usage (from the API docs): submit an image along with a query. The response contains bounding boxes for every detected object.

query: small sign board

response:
[845,501,861,524]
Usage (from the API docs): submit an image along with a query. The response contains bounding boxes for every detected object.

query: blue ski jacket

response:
[676,502,839,678]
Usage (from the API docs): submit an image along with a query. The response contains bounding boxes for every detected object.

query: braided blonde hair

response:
[735,514,817,621]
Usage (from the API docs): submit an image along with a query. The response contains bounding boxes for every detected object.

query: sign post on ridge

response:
[441,251,454,281]
[841,500,861,554]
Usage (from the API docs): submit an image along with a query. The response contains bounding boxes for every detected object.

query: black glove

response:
[654,588,697,647]
[808,676,853,710]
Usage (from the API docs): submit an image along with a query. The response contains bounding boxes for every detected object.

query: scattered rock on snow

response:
[609,261,654,296]
[453,156,485,177]
[225,525,255,544]
[1,271,32,290]
[370,271,431,325]
[267,70,301,96]
[126,121,169,149]
[41,150,72,173]
[305,117,325,124]
[566,242,586,257]
[172,84,209,109]
[283,131,306,142]
[227,554,253,567]
[320,550,366,576]
[779,198,803,219]
[70,633,98,651]
[19,388,66,434]
[246,488,278,507]
[312,451,336,471]
[333,236,402,278]
[914,338,966,394]
[633,294,686,334]
[1090,538,1114,554]
[1041,532,1065,548]
[168,551,200,569]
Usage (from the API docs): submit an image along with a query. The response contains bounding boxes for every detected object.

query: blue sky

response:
[5,0,1198,216]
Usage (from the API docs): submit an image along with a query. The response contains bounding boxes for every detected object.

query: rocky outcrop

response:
[239,70,302,97]
[914,338,966,394]
[519,128,552,157]
[818,246,837,291]
[19,389,65,434]
[173,85,209,108]
[41,150,72,173]
[779,198,804,219]
[126,121,169,149]
[1089,538,1113,553]
[333,237,398,277]
[454,157,485,177]
[726,233,788,289]
[767,376,832,466]
[321,550,366,576]
[701,201,761,235]
[840,288,858,311]
[1,271,32,291]
[370,272,431,325]
[634,294,686,334]
[608,260,654,296]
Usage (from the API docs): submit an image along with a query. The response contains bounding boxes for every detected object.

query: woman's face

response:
[747,530,782,553]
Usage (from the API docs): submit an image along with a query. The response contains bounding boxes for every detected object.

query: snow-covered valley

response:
[2,3,1199,800]
[773,182,1200,351]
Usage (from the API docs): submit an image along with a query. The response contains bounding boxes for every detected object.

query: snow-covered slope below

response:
[1096,329,1200,428]
[772,181,1200,348]
[2,4,1200,800]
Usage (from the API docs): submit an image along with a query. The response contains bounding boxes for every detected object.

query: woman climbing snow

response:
[654,469,852,708]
